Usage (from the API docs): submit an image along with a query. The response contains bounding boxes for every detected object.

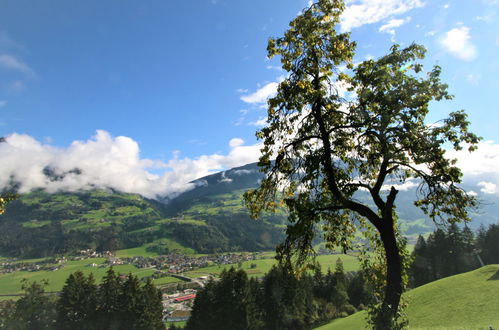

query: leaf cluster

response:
[245,0,480,268]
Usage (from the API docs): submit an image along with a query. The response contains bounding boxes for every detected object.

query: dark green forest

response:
[410,223,499,287]
[186,261,369,330]
[184,223,499,330]
[0,269,164,330]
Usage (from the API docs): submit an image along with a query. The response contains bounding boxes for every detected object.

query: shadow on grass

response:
[487,270,499,281]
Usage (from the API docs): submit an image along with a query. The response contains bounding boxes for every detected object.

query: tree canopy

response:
[244,0,479,327]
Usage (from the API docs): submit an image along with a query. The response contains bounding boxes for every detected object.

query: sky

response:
[0,0,498,199]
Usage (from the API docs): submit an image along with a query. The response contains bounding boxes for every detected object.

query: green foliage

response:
[476,223,499,264]
[245,0,478,327]
[96,268,121,328]
[56,271,98,329]
[187,268,260,330]
[53,270,164,330]
[187,264,369,330]
[410,223,499,287]
[0,192,17,215]
[0,280,56,330]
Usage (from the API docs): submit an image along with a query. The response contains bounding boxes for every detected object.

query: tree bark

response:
[378,216,403,328]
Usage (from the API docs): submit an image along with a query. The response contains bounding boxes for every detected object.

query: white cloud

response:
[266,65,283,71]
[0,130,261,199]
[425,30,437,37]
[249,117,267,127]
[229,138,244,148]
[440,26,477,61]
[477,181,499,195]
[379,17,411,35]
[0,54,35,77]
[340,0,424,32]
[0,100,6,108]
[219,171,233,183]
[241,82,278,104]
[382,179,418,191]
[473,13,496,23]
[447,141,499,196]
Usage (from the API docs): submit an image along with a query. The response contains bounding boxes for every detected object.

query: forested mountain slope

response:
[0,162,497,258]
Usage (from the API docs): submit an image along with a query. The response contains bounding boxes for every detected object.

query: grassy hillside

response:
[316,265,499,329]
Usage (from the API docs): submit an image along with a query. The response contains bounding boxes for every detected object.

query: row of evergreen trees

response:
[410,223,499,287]
[185,259,371,330]
[0,269,164,330]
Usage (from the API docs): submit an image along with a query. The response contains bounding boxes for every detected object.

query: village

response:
[0,249,261,274]
[0,249,265,322]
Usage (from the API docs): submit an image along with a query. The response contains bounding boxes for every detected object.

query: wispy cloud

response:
[0,100,6,108]
[440,26,477,61]
[7,80,26,92]
[340,0,424,32]
[0,54,35,77]
[249,117,267,127]
[379,17,411,35]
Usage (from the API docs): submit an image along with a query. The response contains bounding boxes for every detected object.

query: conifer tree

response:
[137,279,165,330]
[4,280,56,330]
[96,267,122,329]
[56,271,98,330]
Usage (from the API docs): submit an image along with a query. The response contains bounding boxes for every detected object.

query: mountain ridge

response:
[0,162,497,258]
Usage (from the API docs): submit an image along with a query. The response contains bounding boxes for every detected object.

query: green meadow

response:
[183,253,360,279]
[0,252,360,296]
[315,265,499,330]
[0,258,174,296]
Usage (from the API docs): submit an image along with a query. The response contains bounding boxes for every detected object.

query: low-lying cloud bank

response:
[0,130,261,199]
[1,130,499,200]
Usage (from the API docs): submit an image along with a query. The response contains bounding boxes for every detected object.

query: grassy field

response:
[0,258,158,295]
[115,238,195,257]
[183,253,360,279]
[315,264,499,330]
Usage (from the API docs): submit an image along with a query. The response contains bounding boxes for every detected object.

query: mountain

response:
[0,163,285,258]
[0,162,497,258]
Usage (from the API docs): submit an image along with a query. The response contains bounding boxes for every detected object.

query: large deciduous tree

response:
[244,0,479,327]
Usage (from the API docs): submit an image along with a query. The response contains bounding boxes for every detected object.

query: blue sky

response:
[1,0,498,198]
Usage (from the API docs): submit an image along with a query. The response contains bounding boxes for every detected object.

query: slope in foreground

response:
[316,264,499,329]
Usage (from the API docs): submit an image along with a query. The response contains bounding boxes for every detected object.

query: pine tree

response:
[410,235,432,287]
[137,279,165,330]
[347,272,370,308]
[4,280,56,330]
[119,274,143,329]
[477,224,499,264]
[56,271,98,329]
[96,267,122,329]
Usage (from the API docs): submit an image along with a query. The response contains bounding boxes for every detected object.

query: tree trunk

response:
[378,220,403,328]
